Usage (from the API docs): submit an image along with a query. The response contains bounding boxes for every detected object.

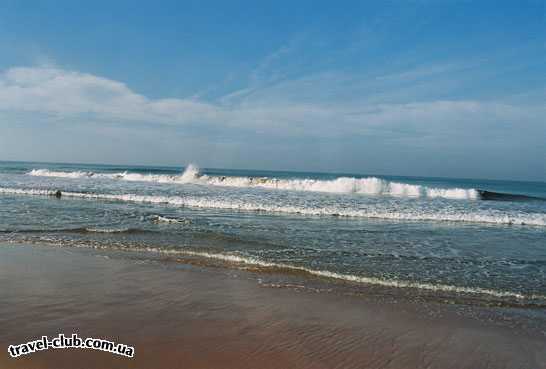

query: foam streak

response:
[1,187,544,226]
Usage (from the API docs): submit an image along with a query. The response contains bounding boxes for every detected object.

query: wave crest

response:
[28,166,479,200]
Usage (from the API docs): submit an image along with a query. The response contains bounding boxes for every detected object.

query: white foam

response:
[1,187,544,226]
[151,215,191,224]
[426,187,479,200]
[28,166,199,184]
[85,227,130,233]
[29,169,95,179]
[203,175,425,197]
[201,174,478,200]
[27,166,480,201]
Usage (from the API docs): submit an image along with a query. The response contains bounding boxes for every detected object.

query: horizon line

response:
[1,159,544,185]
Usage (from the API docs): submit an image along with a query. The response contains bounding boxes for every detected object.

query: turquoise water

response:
[1,161,545,305]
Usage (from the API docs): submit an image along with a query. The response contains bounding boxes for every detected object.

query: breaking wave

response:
[28,166,199,184]
[1,187,545,226]
[28,166,479,200]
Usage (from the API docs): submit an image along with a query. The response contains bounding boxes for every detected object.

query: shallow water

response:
[0,161,545,306]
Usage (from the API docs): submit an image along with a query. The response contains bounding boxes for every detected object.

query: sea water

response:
[1,161,545,305]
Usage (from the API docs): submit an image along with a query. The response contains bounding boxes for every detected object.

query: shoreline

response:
[3,236,546,309]
[1,243,545,369]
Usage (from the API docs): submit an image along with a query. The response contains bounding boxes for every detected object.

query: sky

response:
[0,0,545,181]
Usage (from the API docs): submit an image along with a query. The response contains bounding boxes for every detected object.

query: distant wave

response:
[28,166,198,183]
[28,166,479,200]
[1,187,545,226]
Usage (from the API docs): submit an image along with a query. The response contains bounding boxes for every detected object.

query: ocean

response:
[1,161,545,307]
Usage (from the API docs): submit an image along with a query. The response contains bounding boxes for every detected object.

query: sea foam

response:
[1,187,544,226]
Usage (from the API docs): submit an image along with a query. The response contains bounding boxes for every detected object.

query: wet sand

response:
[0,243,544,369]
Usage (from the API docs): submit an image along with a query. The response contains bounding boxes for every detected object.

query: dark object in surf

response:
[477,190,545,202]
[52,190,62,199]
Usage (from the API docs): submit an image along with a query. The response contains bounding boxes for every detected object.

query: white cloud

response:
[0,67,220,124]
[0,66,543,144]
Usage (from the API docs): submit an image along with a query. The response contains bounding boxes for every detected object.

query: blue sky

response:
[0,0,545,180]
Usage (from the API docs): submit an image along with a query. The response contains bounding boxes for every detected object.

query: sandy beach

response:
[0,243,544,369]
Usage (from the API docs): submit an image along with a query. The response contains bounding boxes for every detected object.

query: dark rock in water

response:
[54,190,62,198]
